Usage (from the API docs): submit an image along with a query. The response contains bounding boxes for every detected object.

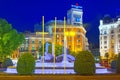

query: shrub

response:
[111,60,117,69]
[2,58,13,68]
[116,53,120,73]
[17,53,35,75]
[74,51,95,75]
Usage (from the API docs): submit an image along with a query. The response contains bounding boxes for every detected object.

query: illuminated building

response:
[20,32,51,57]
[45,4,88,52]
[11,4,89,59]
[99,16,120,59]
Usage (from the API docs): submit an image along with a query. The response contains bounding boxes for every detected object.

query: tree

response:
[69,51,78,57]
[116,53,120,73]
[74,51,95,75]
[39,42,63,57]
[0,19,25,61]
[48,43,63,56]
[17,53,35,75]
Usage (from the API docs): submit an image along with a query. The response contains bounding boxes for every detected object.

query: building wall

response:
[99,18,120,59]
[52,26,88,52]
[18,32,52,59]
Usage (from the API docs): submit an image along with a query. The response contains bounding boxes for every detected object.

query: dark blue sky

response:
[0,0,120,45]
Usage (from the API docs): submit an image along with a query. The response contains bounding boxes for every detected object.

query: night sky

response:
[0,0,120,45]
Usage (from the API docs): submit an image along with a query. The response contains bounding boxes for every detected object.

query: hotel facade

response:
[12,4,89,59]
[99,16,120,59]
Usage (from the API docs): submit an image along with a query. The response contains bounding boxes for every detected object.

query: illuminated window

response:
[76,18,80,22]
[57,35,59,38]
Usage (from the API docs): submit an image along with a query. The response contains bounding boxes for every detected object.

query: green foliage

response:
[116,53,120,73]
[48,43,63,56]
[17,53,35,75]
[69,51,78,57]
[2,58,13,68]
[39,43,46,56]
[74,51,95,75]
[39,42,63,57]
[0,18,25,60]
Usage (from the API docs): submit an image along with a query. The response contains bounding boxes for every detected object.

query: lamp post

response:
[63,17,75,74]
[42,16,45,74]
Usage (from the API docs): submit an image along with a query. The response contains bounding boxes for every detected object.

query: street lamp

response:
[63,17,75,74]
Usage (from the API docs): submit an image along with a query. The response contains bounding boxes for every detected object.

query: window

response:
[61,29,64,32]
[118,34,120,38]
[104,36,107,39]
[69,46,71,48]
[26,47,28,51]
[77,35,80,38]
[26,40,29,44]
[57,35,59,38]
[32,40,35,44]
[77,45,80,48]
[67,28,70,31]
[111,30,114,34]
[56,29,59,32]
[39,41,41,44]
[104,31,107,34]
[104,46,107,48]
[118,29,120,32]
[77,40,80,42]
[76,17,80,22]
[68,40,71,42]
[57,40,59,42]
[104,41,107,44]
[78,29,80,32]
[111,35,114,39]
[32,46,35,51]
[112,46,114,48]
